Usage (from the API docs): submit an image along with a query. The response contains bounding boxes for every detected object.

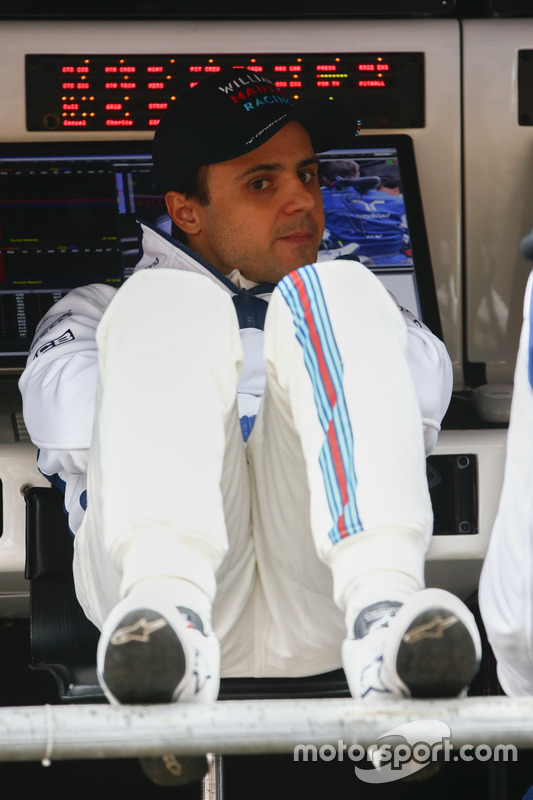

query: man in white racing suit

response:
[19,68,481,765]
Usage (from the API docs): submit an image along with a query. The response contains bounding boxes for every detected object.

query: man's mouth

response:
[279,228,316,244]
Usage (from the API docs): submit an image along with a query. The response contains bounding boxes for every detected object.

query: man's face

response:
[170,122,325,284]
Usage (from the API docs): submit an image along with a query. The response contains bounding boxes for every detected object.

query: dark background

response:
[0,0,532,20]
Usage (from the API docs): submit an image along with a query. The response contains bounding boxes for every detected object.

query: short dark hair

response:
[181,164,211,206]
[318,159,359,185]
[379,175,401,190]
[170,164,211,243]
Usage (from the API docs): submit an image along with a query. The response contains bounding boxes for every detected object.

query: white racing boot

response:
[342,588,482,700]
[97,595,220,786]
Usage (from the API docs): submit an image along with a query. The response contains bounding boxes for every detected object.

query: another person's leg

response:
[251,259,481,697]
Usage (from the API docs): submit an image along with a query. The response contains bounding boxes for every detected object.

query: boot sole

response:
[102,608,186,704]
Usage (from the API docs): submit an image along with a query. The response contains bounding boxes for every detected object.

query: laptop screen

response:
[0,133,441,370]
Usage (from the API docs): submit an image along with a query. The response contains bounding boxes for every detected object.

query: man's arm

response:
[19,283,117,453]
[393,301,453,455]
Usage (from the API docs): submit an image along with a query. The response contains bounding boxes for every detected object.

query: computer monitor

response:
[0,133,440,371]
[0,140,160,369]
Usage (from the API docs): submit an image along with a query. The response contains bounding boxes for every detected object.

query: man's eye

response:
[250,179,270,190]
[299,171,315,184]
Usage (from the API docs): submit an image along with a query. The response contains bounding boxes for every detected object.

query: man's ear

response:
[165,191,201,235]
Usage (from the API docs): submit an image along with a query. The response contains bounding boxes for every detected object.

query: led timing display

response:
[25,52,424,131]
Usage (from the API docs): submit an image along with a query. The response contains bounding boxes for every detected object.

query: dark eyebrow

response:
[299,156,320,170]
[235,156,319,181]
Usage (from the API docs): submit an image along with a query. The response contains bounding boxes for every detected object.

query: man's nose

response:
[283,177,316,214]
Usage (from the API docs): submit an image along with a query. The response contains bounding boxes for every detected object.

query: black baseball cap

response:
[152,67,361,194]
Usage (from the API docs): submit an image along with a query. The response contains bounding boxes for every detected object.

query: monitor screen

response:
[0,140,163,368]
[316,134,440,334]
[0,133,441,370]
